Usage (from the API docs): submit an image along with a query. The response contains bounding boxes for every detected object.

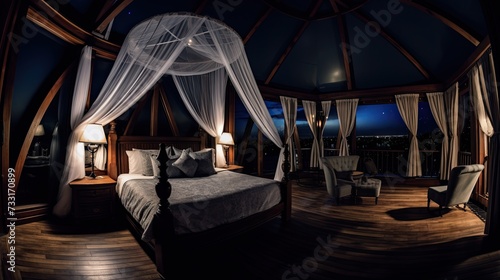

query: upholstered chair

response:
[427,164,484,216]
[321,157,355,205]
[321,155,360,182]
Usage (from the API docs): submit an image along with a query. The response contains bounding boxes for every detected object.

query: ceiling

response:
[56,0,488,100]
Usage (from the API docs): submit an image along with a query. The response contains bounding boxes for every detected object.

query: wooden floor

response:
[3,179,500,280]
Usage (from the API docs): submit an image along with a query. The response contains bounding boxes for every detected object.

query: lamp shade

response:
[80,124,107,144]
[218,132,234,146]
[35,124,45,136]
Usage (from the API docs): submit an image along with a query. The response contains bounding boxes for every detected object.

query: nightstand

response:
[224,164,244,173]
[69,175,116,221]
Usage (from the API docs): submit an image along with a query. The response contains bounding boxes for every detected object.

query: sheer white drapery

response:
[444,83,459,172]
[336,99,358,156]
[280,96,297,172]
[303,101,320,168]
[54,14,286,216]
[395,94,422,177]
[173,68,227,167]
[426,92,450,180]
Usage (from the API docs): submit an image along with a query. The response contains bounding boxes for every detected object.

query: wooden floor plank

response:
[3,181,500,279]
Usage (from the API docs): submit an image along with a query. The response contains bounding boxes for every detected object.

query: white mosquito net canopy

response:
[53,13,285,217]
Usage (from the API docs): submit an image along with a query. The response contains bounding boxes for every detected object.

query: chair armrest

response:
[337,178,357,186]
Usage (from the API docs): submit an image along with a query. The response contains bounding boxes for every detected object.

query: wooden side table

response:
[224,164,244,173]
[69,175,116,221]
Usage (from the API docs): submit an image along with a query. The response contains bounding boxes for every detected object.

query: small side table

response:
[69,175,116,221]
[224,164,244,173]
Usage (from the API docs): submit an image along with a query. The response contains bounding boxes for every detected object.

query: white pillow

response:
[126,150,157,175]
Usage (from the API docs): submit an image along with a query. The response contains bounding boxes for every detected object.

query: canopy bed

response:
[50,12,294,278]
[106,126,291,278]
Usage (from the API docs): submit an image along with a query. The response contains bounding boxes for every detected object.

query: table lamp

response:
[80,124,107,179]
[218,132,234,167]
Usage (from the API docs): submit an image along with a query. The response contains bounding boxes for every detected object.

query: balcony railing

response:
[298,148,441,178]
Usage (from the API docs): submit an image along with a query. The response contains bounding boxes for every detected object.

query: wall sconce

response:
[316,110,326,138]
[217,132,234,167]
[80,124,107,179]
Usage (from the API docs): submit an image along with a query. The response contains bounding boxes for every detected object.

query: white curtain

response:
[444,83,459,172]
[426,92,450,180]
[470,63,494,137]
[173,68,227,167]
[280,96,297,172]
[395,94,422,177]
[469,50,500,235]
[54,14,288,215]
[336,99,358,156]
[302,101,320,168]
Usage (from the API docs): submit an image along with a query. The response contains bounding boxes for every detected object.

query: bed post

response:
[281,143,292,222]
[107,121,118,180]
[152,143,175,278]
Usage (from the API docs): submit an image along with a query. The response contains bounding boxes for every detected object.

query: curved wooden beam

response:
[400,0,481,46]
[27,1,119,59]
[352,9,432,80]
[94,0,134,34]
[265,0,323,85]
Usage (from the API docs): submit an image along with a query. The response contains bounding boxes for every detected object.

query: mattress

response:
[116,170,281,241]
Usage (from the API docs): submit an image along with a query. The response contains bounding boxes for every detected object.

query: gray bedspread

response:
[118,171,282,241]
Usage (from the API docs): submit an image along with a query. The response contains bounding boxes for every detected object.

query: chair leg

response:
[463,203,467,211]
[375,197,378,205]
[427,198,430,210]
[438,206,442,217]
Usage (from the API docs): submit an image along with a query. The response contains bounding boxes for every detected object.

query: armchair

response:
[321,157,355,205]
[321,155,360,182]
[427,164,484,216]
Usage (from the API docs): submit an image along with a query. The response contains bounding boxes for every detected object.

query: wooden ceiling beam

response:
[15,60,76,186]
[400,0,481,46]
[94,0,133,34]
[445,36,491,87]
[265,0,323,85]
[352,9,432,80]
[243,7,273,44]
[194,0,210,14]
[158,83,180,137]
[319,83,443,101]
[330,0,354,90]
[27,1,120,58]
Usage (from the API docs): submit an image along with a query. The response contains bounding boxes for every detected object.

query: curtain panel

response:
[336,99,358,156]
[395,94,422,177]
[280,96,297,172]
[426,92,450,180]
[302,101,320,168]
[469,50,500,235]
[444,83,459,173]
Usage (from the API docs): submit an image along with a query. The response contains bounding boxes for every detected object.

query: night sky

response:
[235,99,438,140]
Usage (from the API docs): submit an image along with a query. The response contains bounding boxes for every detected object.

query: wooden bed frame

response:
[106,122,292,278]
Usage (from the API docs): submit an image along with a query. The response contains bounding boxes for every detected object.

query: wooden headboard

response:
[106,122,207,180]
